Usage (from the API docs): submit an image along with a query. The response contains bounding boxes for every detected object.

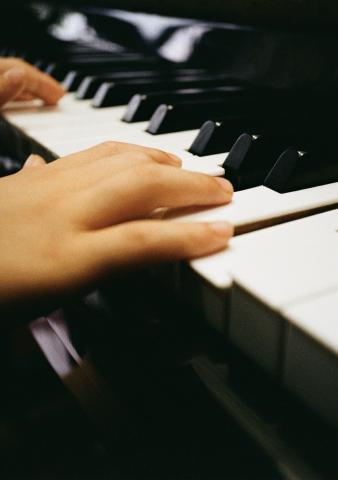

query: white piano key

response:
[178,154,225,176]
[12,106,127,133]
[24,121,226,175]
[5,93,338,221]
[171,183,338,232]
[42,126,198,154]
[179,259,233,333]
[228,209,338,374]
[4,95,126,131]
[230,210,338,308]
[4,93,228,176]
[284,290,338,358]
[183,210,338,373]
[283,290,338,428]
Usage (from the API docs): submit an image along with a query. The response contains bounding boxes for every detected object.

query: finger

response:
[0,68,25,107]
[15,92,36,101]
[83,220,234,274]
[22,154,47,169]
[24,69,65,105]
[0,58,65,105]
[44,151,173,194]
[79,164,233,228]
[69,152,176,190]
[54,141,181,170]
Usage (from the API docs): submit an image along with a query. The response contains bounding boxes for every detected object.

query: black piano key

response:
[221,133,293,190]
[0,157,22,177]
[62,58,163,91]
[58,53,157,69]
[76,70,181,100]
[145,87,301,135]
[34,59,48,70]
[92,74,239,108]
[75,75,139,100]
[189,118,264,155]
[4,49,19,57]
[146,102,225,135]
[76,69,233,101]
[263,147,338,193]
[146,93,264,134]
[189,108,338,156]
[122,86,243,123]
[62,70,84,91]
[44,63,71,81]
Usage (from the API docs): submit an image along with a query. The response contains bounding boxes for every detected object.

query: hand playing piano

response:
[0,57,65,107]
[0,141,233,319]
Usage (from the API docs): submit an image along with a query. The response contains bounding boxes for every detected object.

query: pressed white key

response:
[283,290,338,428]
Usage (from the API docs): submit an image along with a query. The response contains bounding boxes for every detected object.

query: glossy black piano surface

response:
[0,3,338,480]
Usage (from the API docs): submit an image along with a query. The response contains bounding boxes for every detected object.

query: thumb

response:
[0,68,26,107]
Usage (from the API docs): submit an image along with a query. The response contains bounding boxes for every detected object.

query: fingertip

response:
[214,177,234,197]
[176,221,233,260]
[43,89,65,105]
[190,221,233,257]
[38,74,66,105]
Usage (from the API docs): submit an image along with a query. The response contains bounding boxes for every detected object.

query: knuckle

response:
[134,151,153,163]
[15,58,26,69]
[7,57,20,64]
[99,141,118,155]
[149,148,171,163]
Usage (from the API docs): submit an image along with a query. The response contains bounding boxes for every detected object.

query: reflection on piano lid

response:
[84,0,338,26]
[2,3,338,90]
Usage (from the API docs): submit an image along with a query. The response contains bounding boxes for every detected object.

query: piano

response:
[0,2,337,479]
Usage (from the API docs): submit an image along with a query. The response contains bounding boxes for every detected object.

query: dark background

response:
[7,0,338,27]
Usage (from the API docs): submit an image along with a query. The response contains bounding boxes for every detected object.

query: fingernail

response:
[214,177,234,195]
[4,67,25,85]
[209,222,234,237]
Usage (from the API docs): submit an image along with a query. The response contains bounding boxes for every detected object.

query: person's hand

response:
[0,142,233,319]
[0,57,65,107]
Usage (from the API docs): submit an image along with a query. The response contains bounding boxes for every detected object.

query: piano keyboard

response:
[2,50,338,429]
